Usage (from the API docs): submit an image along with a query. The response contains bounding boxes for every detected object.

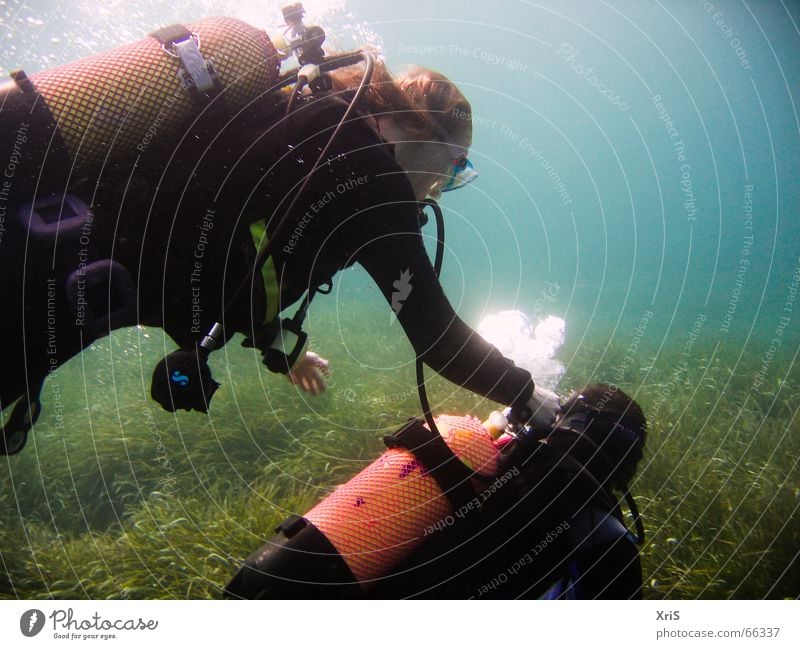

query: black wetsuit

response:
[1,91,533,418]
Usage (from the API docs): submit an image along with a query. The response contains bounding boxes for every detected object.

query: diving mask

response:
[441,147,478,192]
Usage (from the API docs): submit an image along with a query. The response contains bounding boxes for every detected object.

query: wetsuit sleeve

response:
[355,195,534,408]
[271,94,533,407]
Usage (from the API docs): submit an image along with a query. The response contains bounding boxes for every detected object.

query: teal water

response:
[1,0,798,599]
[361,0,800,348]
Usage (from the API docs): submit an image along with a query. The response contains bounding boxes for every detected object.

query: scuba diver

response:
[225,383,647,600]
[0,8,559,454]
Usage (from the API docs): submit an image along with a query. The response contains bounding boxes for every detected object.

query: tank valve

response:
[482,410,510,439]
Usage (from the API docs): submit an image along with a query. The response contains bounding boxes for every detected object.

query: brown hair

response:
[329,58,472,143]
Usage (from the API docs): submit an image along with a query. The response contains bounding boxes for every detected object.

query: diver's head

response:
[547,383,647,491]
[397,67,476,198]
[331,62,475,201]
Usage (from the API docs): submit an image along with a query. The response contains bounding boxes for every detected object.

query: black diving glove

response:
[150,347,220,413]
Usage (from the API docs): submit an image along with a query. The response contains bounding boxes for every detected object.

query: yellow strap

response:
[249,222,280,324]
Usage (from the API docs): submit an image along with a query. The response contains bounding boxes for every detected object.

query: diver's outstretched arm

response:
[286,351,330,395]
[357,212,533,409]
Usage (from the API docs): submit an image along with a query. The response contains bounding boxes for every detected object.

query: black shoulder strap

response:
[150,24,193,47]
[384,419,479,512]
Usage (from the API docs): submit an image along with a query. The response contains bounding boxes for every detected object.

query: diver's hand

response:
[521,385,561,431]
[286,351,331,395]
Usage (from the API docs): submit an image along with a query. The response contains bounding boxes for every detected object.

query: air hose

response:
[416,198,446,437]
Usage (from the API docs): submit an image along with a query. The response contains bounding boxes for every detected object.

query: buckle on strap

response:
[172,35,215,94]
[383,418,479,512]
[150,24,218,97]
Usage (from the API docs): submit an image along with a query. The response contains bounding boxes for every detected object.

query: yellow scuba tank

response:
[0,16,280,201]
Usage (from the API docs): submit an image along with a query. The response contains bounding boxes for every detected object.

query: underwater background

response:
[1,0,798,598]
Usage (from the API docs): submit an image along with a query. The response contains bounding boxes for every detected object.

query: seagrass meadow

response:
[0,302,798,599]
[1,0,799,601]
